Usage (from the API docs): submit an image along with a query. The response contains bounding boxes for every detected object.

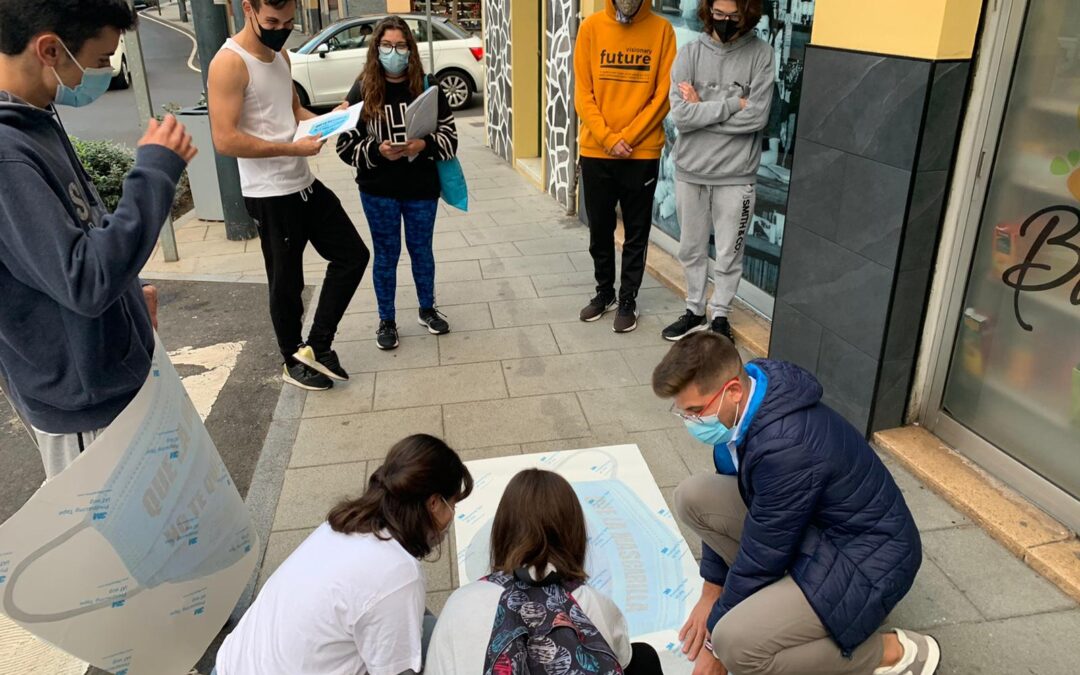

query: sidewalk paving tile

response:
[459,445,524,461]
[374,362,506,410]
[335,336,440,372]
[501,351,637,397]
[489,295,594,328]
[878,452,972,532]
[462,223,562,246]
[290,406,444,468]
[438,326,561,365]
[629,430,693,489]
[619,344,676,385]
[577,385,686,433]
[930,609,1080,674]
[514,234,590,256]
[273,462,367,531]
[301,372,376,419]
[885,557,983,630]
[434,242,524,262]
[444,394,590,448]
[480,253,577,279]
[549,316,669,354]
[338,303,493,338]
[920,527,1076,620]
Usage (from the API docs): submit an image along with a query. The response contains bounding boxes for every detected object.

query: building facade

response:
[481,0,1080,531]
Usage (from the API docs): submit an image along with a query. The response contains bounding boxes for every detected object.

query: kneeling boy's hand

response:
[680,580,722,660]
[692,650,727,675]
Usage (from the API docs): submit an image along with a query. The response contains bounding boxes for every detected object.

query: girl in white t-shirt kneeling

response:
[214,434,473,675]
[425,468,664,675]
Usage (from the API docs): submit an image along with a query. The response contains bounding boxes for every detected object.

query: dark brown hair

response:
[490,469,588,584]
[652,331,744,399]
[699,0,762,39]
[248,0,293,11]
[359,16,425,122]
[328,434,473,559]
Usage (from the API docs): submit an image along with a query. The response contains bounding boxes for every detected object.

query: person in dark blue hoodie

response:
[0,0,196,480]
[652,332,938,675]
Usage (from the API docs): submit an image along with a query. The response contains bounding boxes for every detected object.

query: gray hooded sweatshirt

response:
[669,31,774,185]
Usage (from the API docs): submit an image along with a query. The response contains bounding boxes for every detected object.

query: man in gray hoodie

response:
[0,0,196,479]
[661,0,773,343]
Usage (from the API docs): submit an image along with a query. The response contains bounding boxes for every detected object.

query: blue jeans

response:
[359,193,439,322]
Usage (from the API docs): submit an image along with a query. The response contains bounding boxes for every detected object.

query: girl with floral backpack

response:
[426,469,664,675]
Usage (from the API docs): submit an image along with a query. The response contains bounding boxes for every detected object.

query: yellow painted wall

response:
[387,0,411,13]
[812,0,983,60]
[511,0,541,159]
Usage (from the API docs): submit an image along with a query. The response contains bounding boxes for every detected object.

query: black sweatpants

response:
[580,157,659,302]
[245,180,370,364]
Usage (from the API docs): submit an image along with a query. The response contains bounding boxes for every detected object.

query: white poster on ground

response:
[0,337,258,675]
[455,445,701,674]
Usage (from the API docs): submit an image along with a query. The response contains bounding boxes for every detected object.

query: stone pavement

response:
[143,119,1080,674]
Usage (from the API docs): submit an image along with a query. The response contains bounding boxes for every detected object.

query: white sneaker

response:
[875,629,941,675]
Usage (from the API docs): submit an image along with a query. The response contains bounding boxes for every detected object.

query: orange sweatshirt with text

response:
[574,2,676,160]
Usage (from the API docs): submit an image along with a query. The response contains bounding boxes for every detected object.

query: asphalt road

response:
[59,12,204,147]
[0,280,290,524]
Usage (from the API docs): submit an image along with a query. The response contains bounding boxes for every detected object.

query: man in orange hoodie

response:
[574,0,676,333]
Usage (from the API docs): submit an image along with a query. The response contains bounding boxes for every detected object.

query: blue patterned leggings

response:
[359,193,439,321]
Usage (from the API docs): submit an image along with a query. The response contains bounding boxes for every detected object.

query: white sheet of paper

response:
[0,336,258,675]
[293,103,363,142]
[405,86,439,140]
[455,445,701,674]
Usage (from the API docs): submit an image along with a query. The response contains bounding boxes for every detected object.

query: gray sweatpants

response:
[32,427,104,481]
[673,474,885,675]
[675,181,756,318]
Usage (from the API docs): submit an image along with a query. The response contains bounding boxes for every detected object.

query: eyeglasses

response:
[670,377,737,423]
[378,42,410,56]
[711,10,741,21]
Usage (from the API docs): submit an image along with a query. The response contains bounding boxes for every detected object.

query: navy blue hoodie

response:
[0,92,185,433]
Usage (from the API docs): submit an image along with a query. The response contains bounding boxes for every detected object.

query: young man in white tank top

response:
[207,0,370,391]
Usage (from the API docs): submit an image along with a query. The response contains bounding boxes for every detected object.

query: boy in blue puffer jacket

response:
[653,332,939,675]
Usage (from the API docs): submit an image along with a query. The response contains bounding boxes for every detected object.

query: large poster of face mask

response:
[456,445,703,674]
[0,338,258,675]
[652,0,814,308]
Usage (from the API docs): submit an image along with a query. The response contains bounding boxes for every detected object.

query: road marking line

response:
[138,11,201,74]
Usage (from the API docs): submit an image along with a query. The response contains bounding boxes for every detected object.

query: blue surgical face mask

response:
[52,41,113,108]
[379,51,410,76]
[683,389,741,447]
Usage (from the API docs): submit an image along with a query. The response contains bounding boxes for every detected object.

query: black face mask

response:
[253,13,291,52]
[716,19,741,43]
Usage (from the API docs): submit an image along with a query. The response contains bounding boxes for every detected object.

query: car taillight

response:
[469,47,483,62]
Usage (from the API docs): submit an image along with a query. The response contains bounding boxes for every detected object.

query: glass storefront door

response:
[942,0,1080,500]
[650,0,815,316]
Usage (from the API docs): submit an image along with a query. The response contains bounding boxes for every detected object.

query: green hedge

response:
[69,136,190,215]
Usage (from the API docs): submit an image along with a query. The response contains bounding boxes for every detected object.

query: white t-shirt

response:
[216,523,426,675]
[425,568,633,675]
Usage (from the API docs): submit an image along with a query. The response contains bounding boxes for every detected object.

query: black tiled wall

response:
[770,47,971,435]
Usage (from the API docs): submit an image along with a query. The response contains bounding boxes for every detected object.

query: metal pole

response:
[178,0,189,23]
[128,0,180,261]
[425,0,435,76]
[191,0,258,240]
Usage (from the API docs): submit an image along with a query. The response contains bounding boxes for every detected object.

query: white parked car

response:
[289,14,484,111]
[109,34,131,90]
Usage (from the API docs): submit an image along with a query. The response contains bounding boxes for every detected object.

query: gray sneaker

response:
[891,630,941,675]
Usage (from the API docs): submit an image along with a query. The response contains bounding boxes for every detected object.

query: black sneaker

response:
[662,310,708,341]
[282,363,333,391]
[711,316,735,342]
[293,344,348,381]
[579,292,616,322]
[376,319,400,350]
[418,308,450,335]
[612,298,639,333]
